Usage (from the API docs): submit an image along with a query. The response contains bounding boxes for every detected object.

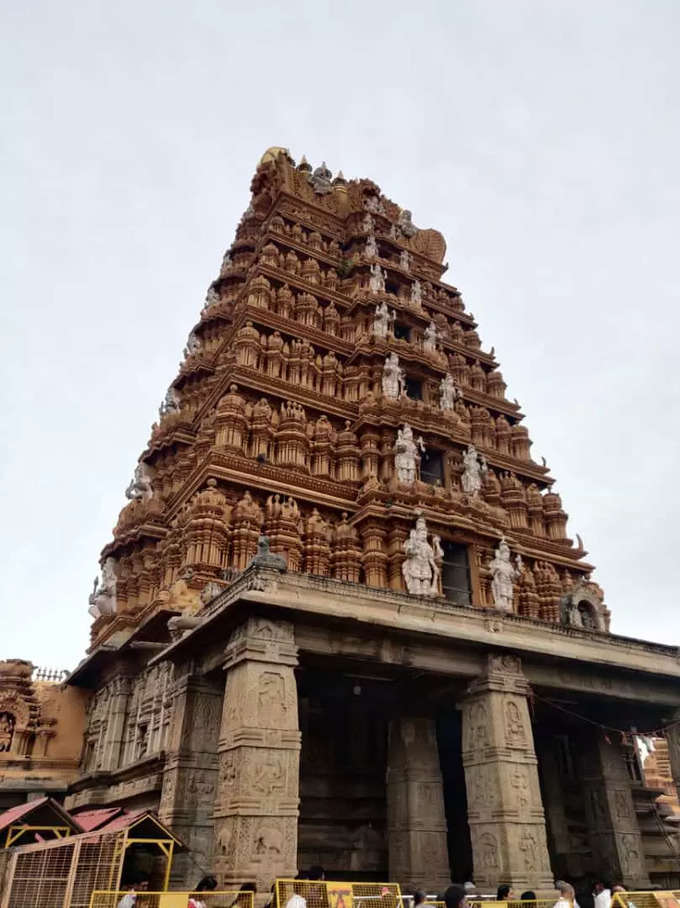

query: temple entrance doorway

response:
[437,713,473,884]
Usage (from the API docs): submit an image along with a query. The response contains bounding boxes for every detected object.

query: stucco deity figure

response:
[399,209,418,237]
[184,330,201,357]
[440,374,459,410]
[394,424,425,483]
[365,234,379,259]
[369,263,386,294]
[159,386,180,417]
[220,250,232,273]
[461,444,487,496]
[411,280,423,306]
[382,353,405,399]
[309,162,333,194]
[362,212,374,233]
[402,515,441,596]
[489,538,522,612]
[423,320,439,352]
[88,557,117,619]
[203,286,220,311]
[372,301,394,340]
[125,462,153,501]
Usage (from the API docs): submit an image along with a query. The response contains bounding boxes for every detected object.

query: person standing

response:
[593,881,612,908]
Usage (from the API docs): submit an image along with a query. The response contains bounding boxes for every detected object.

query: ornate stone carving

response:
[402,514,442,596]
[489,538,522,612]
[88,557,117,618]
[439,373,459,410]
[461,444,487,495]
[125,462,153,501]
[382,352,405,399]
[394,424,425,483]
[423,320,439,351]
[369,263,386,293]
[372,301,394,340]
[365,234,379,259]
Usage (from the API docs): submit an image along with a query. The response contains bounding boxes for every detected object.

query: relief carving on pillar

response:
[614,789,632,820]
[258,671,288,718]
[619,833,643,876]
[510,765,530,811]
[473,828,500,871]
[505,699,527,746]
[469,766,500,812]
[464,701,490,750]
[519,829,538,871]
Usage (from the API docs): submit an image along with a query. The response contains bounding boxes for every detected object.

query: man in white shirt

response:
[593,881,611,908]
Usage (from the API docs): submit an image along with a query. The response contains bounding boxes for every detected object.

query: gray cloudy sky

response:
[2,1,679,668]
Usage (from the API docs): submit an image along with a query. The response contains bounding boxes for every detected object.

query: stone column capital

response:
[223,616,298,670]
[466,652,531,697]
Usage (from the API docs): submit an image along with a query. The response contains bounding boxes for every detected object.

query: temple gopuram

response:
[34,147,680,892]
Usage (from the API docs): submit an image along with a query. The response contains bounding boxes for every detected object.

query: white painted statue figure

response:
[362,212,374,233]
[159,386,180,417]
[202,286,220,311]
[394,423,425,483]
[125,462,153,501]
[400,249,411,270]
[461,444,487,496]
[88,557,117,619]
[402,515,442,596]
[399,209,418,237]
[382,352,405,399]
[372,301,394,340]
[489,538,522,612]
[423,320,439,352]
[440,373,459,410]
[411,279,423,306]
[365,234,379,259]
[369,263,386,293]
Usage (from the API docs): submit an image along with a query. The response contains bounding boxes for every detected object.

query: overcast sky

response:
[2,1,679,669]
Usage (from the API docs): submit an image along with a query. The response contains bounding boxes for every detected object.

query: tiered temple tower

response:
[68,148,680,895]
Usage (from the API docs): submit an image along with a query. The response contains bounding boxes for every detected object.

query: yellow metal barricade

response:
[276,879,404,908]
[612,892,680,908]
[89,890,254,908]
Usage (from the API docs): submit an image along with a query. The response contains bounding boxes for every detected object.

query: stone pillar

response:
[665,715,680,805]
[461,654,553,890]
[213,617,300,893]
[579,735,650,888]
[387,717,451,891]
[100,675,132,771]
[158,672,224,885]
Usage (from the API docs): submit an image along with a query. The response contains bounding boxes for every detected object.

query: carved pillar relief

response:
[461,655,553,889]
[387,717,451,891]
[159,672,224,886]
[578,735,650,888]
[213,617,301,893]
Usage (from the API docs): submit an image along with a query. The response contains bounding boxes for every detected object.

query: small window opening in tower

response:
[421,448,444,486]
[577,601,597,629]
[440,541,471,606]
[393,321,410,341]
[385,280,400,296]
[405,376,422,400]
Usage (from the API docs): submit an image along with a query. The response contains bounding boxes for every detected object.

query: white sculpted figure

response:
[423,320,439,352]
[362,212,374,233]
[402,515,441,596]
[399,209,418,237]
[372,301,394,340]
[394,424,425,483]
[88,558,117,619]
[400,249,411,270]
[461,444,487,495]
[440,374,459,410]
[411,280,423,306]
[125,462,153,501]
[365,234,379,259]
[382,352,405,399]
[203,286,220,311]
[369,263,386,293]
[489,538,522,612]
[159,386,180,417]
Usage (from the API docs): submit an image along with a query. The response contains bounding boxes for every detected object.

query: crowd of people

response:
[115,870,633,908]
